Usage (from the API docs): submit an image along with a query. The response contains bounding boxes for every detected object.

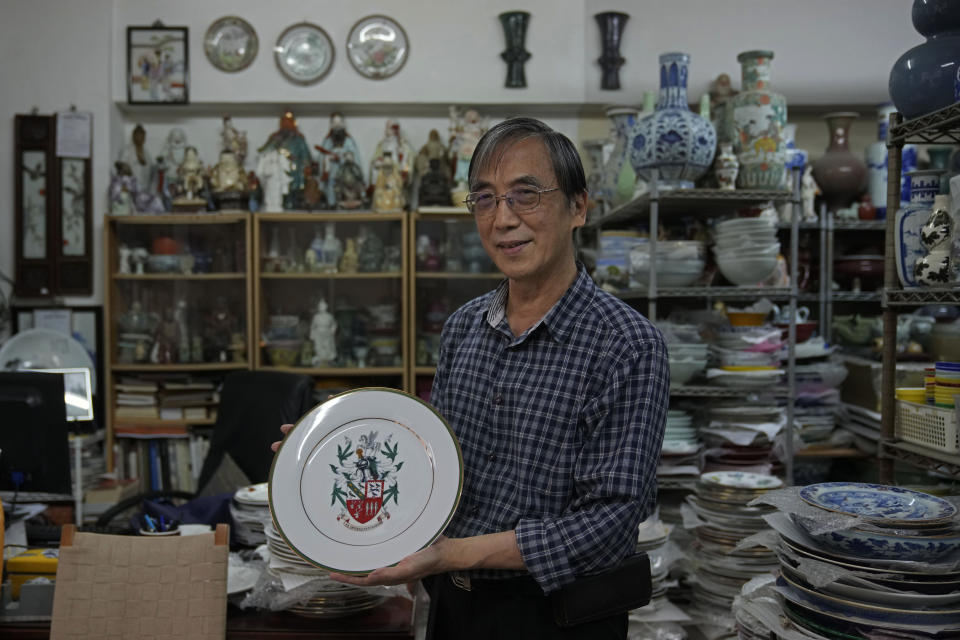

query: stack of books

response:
[159,380,219,421]
[115,377,159,420]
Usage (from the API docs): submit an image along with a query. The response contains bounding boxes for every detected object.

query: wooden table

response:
[0,596,415,639]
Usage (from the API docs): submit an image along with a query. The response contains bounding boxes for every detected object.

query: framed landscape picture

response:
[127,24,189,104]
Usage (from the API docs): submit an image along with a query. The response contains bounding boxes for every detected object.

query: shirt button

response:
[487,451,496,462]
[493,395,503,405]
[470,506,479,516]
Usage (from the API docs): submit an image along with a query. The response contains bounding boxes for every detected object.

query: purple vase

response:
[811,112,868,212]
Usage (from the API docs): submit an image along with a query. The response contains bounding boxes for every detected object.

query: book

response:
[159,407,184,420]
[183,406,209,420]
[115,406,160,419]
[117,393,157,406]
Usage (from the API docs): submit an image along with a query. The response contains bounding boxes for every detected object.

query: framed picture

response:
[127,24,189,104]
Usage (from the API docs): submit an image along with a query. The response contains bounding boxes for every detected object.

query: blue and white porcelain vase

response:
[896,170,944,288]
[602,106,639,207]
[865,103,919,219]
[630,52,716,190]
[727,50,787,190]
[889,0,960,120]
[915,195,953,287]
[783,124,808,176]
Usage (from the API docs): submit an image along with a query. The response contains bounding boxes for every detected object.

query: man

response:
[274,117,667,638]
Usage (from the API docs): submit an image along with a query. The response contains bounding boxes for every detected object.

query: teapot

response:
[771,304,810,324]
[832,314,876,346]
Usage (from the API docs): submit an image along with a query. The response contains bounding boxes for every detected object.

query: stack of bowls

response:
[712,218,780,285]
[686,472,782,613]
[231,482,270,546]
[669,342,709,385]
[768,483,960,638]
[934,361,960,408]
[629,240,706,288]
[708,325,784,389]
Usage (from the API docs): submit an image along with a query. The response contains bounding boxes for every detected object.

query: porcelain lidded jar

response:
[889,0,960,120]
[629,52,717,190]
[714,143,739,190]
[810,112,868,212]
[727,50,787,190]
[896,169,944,288]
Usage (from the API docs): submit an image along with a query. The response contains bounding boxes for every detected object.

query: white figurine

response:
[119,245,132,274]
[310,298,338,366]
[131,247,149,275]
[802,165,820,222]
[257,149,292,212]
[161,127,190,171]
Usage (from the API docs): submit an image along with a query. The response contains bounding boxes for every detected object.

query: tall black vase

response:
[499,11,531,88]
[595,12,629,90]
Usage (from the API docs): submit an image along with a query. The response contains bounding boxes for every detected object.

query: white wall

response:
[0,0,926,305]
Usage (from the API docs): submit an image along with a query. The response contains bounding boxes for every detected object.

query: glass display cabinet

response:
[254,212,409,392]
[409,209,501,400]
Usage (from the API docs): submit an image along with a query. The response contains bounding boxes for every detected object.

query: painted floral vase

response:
[595,12,629,90]
[602,106,638,207]
[866,103,919,219]
[810,112,868,212]
[896,170,943,287]
[726,50,787,190]
[630,52,716,189]
[889,0,960,120]
[714,143,739,190]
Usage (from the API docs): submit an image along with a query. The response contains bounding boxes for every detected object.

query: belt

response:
[448,572,545,596]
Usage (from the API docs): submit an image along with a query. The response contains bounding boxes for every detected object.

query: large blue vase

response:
[630,52,716,190]
[889,0,960,120]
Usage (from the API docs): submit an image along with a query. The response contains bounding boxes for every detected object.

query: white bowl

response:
[669,358,707,385]
[717,254,778,285]
[717,244,781,258]
[715,218,776,232]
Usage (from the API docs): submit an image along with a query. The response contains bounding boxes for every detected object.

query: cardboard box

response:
[841,356,927,412]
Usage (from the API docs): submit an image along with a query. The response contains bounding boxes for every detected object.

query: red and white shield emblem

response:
[347,480,384,524]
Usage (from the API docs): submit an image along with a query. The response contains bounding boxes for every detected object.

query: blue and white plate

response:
[791,513,960,562]
[799,482,958,527]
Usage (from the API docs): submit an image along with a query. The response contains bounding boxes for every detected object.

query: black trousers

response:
[423,574,628,640]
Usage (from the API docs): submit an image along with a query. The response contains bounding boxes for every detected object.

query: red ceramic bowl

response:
[775,321,818,343]
[152,236,180,255]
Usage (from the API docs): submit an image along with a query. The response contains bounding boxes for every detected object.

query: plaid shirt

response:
[430,264,668,593]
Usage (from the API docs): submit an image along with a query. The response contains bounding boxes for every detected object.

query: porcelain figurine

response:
[866,103,919,218]
[256,149,292,212]
[310,298,338,366]
[372,151,405,212]
[896,170,943,287]
[118,245,132,274]
[449,107,487,203]
[782,124,809,179]
[315,112,362,208]
[709,73,738,143]
[208,149,247,209]
[714,143,739,190]
[357,226,384,272]
[152,309,180,364]
[370,119,414,193]
[109,162,137,215]
[415,129,449,178]
[321,222,343,272]
[174,146,206,202]
[801,165,820,222]
[301,163,326,211]
[220,116,247,168]
[246,171,262,212]
[131,247,149,275]
[205,296,235,362]
[418,158,454,207]
[258,111,312,209]
[117,124,156,198]
[340,238,359,273]
[727,50,787,190]
[334,151,366,209]
[630,52,717,189]
[161,127,190,170]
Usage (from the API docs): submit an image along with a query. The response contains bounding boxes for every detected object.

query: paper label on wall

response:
[56,111,92,158]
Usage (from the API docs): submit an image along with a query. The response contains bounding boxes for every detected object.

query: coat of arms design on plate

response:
[329,430,403,531]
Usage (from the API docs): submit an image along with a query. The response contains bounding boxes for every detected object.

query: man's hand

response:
[270,423,294,453]
[330,536,452,587]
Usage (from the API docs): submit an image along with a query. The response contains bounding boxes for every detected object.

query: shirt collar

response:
[484,263,595,343]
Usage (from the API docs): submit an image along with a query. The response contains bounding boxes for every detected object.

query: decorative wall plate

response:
[345,15,408,79]
[799,482,957,526]
[204,16,258,72]
[275,22,334,85]
[269,388,462,574]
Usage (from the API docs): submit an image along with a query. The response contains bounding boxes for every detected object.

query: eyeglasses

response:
[464,186,559,217]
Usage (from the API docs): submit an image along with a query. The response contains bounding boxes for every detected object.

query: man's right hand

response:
[270,423,294,453]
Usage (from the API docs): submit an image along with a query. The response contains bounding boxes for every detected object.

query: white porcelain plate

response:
[235,482,269,505]
[269,388,462,574]
[700,471,784,490]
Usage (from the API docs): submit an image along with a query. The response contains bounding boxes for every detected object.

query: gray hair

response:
[468,117,587,205]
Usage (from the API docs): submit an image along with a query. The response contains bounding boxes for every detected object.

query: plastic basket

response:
[895,399,960,454]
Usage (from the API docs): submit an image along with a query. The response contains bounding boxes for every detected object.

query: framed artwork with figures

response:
[127,24,189,104]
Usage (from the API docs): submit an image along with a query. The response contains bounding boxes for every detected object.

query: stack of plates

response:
[636,516,671,610]
[231,482,270,546]
[701,402,785,474]
[659,409,702,486]
[264,519,387,619]
[767,494,960,639]
[688,472,782,612]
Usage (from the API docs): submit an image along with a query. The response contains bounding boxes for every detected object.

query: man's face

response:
[472,138,585,285]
